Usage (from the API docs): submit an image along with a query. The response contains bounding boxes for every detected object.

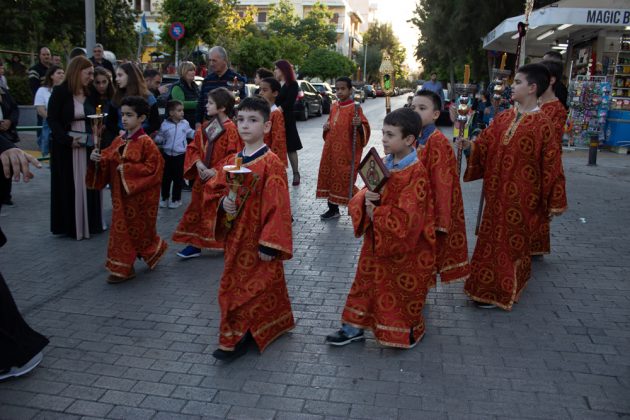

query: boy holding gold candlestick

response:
[204,96,294,361]
[87,96,167,283]
[173,87,243,259]
[411,89,471,286]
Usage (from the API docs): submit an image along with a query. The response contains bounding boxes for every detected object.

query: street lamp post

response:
[363,43,368,83]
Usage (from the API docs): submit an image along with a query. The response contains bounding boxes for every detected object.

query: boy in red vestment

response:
[326,108,436,348]
[173,88,243,259]
[316,76,370,219]
[531,59,569,256]
[87,96,167,283]
[259,77,288,167]
[459,64,567,310]
[412,90,470,285]
[205,96,294,361]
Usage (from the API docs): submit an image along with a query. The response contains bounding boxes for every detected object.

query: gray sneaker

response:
[0,352,43,381]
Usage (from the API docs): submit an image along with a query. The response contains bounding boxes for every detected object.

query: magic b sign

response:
[586,9,630,25]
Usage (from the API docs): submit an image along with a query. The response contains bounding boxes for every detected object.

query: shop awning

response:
[483,0,630,57]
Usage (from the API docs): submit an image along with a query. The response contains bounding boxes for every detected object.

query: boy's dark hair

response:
[540,59,563,89]
[335,76,353,89]
[543,50,563,62]
[414,90,442,112]
[208,87,236,118]
[516,63,550,97]
[261,77,281,93]
[383,108,422,139]
[166,99,183,116]
[143,68,160,79]
[120,96,150,118]
[238,96,271,122]
[256,67,274,79]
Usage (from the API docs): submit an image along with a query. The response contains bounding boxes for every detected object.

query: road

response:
[1,94,629,419]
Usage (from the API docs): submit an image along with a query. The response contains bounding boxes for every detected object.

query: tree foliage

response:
[158,0,221,56]
[300,48,357,81]
[233,33,308,77]
[267,0,336,51]
[0,0,136,59]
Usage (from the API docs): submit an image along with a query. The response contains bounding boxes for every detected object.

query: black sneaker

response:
[325,329,365,346]
[320,208,341,220]
[212,332,251,362]
[2,199,14,207]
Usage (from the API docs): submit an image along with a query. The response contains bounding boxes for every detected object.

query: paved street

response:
[1,94,629,419]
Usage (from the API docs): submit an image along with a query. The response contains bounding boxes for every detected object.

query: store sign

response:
[586,9,630,25]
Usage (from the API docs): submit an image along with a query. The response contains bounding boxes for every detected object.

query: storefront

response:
[482,0,630,151]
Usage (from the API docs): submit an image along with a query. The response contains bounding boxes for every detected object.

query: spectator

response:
[52,55,63,67]
[421,72,445,108]
[195,46,246,127]
[543,50,568,109]
[0,140,48,382]
[89,44,116,81]
[8,55,27,76]
[169,61,200,128]
[0,60,8,90]
[34,65,65,158]
[274,59,302,186]
[143,68,169,108]
[47,56,103,240]
[253,67,274,94]
[0,87,20,206]
[89,67,114,114]
[28,47,52,96]
[105,62,161,145]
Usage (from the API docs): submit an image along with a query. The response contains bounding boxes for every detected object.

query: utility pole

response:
[85,0,96,55]
[363,42,368,83]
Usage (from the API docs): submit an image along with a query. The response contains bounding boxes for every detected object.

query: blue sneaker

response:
[177,245,201,259]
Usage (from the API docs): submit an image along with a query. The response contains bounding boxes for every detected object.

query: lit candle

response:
[500,53,507,71]
[96,104,102,115]
[235,156,242,170]
[464,65,470,85]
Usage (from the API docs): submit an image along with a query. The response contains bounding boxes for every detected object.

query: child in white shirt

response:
[154,100,194,208]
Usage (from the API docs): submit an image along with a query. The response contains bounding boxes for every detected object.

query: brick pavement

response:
[1,95,629,419]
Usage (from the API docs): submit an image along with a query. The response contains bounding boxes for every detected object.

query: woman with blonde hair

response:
[48,55,103,239]
[170,61,199,127]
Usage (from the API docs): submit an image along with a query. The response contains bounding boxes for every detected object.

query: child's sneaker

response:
[169,200,182,209]
[177,245,201,259]
[325,328,365,346]
[159,199,168,208]
[320,208,340,220]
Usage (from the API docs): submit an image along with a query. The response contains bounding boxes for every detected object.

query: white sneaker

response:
[0,352,43,381]
[169,200,182,209]
[159,199,168,208]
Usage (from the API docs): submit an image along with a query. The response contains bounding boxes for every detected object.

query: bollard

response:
[587,134,598,166]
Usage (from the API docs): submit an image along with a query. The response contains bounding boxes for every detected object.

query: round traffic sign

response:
[169,22,185,41]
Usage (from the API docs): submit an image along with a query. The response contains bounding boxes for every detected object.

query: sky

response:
[374,0,421,73]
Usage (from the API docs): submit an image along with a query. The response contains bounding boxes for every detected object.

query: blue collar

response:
[238,145,268,164]
[384,149,417,170]
[417,124,436,146]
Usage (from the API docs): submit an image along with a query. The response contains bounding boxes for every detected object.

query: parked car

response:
[295,80,323,121]
[160,74,204,89]
[363,84,376,98]
[311,82,334,114]
[375,86,385,97]
[353,87,366,103]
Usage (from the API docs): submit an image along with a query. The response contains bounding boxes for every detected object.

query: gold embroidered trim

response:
[440,260,469,273]
[345,306,367,317]
[258,240,291,256]
[375,323,411,333]
[252,312,293,335]
[436,226,449,233]
[107,258,132,268]
[257,324,295,353]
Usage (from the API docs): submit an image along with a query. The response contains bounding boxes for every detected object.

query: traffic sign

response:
[169,22,185,41]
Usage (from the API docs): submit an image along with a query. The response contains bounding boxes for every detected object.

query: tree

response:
[300,48,357,81]
[0,0,136,60]
[210,0,257,55]
[410,0,558,85]
[233,33,308,77]
[358,22,406,83]
[158,0,221,57]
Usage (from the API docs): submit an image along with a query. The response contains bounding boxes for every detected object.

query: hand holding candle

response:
[500,53,507,71]
[464,65,470,85]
